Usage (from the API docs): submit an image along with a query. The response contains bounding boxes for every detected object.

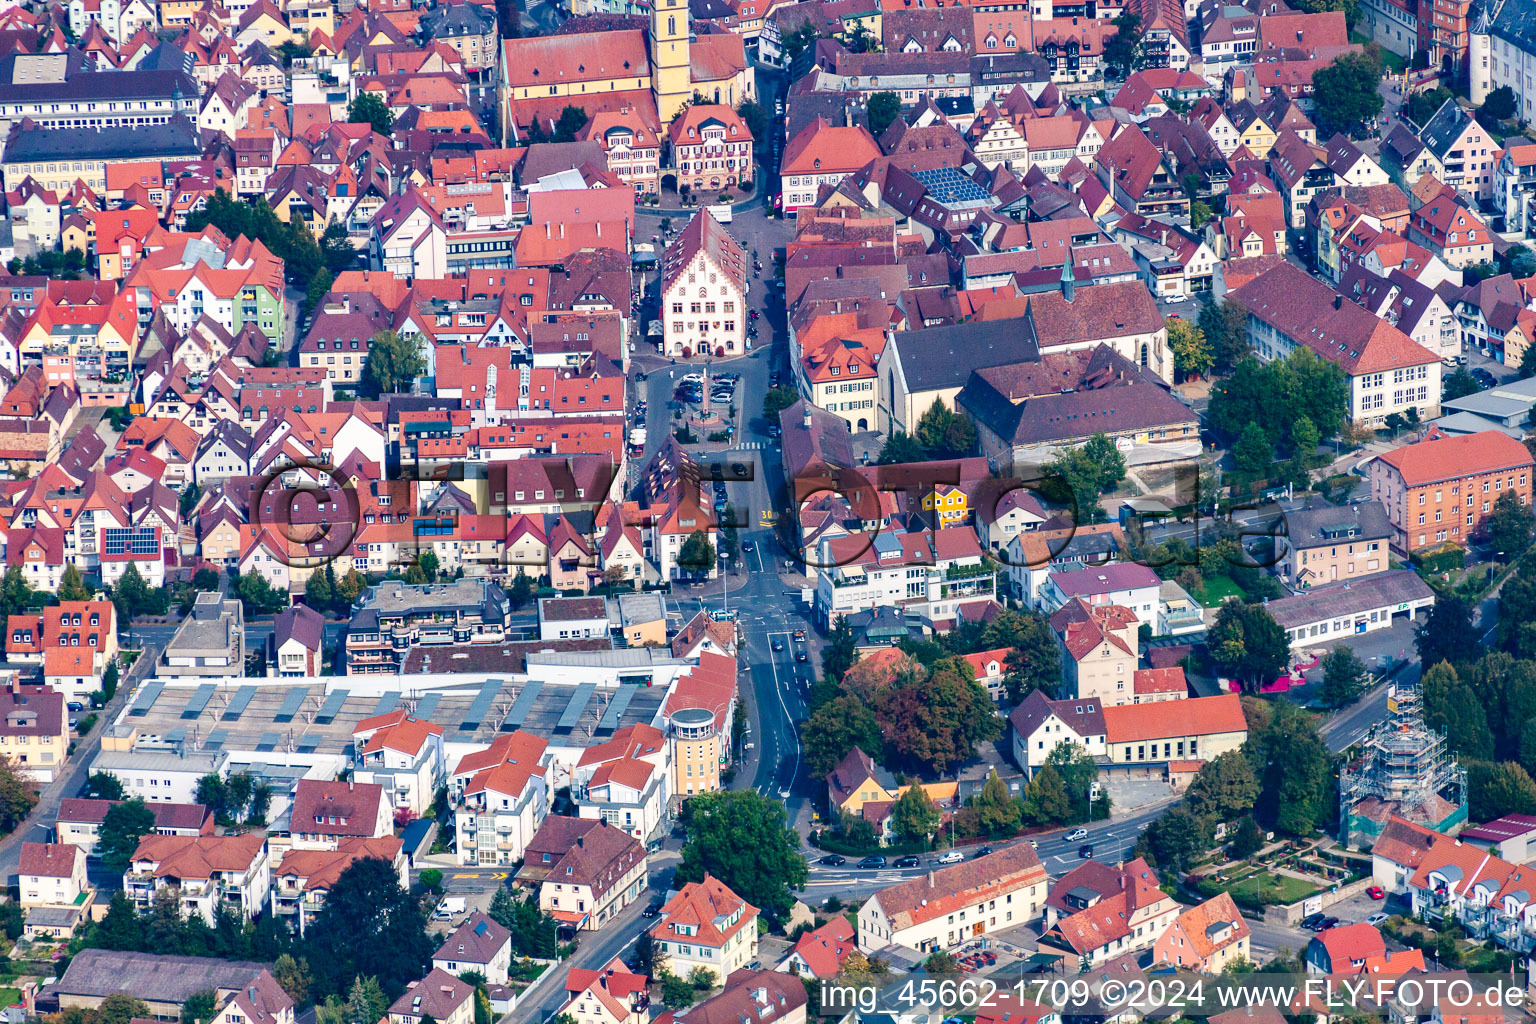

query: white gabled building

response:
[857,846,1049,954]
[658,209,748,360]
[451,731,553,867]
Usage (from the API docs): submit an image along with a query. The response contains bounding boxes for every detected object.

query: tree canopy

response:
[360,330,425,398]
[1208,601,1289,690]
[347,92,394,136]
[98,798,156,874]
[1311,52,1384,139]
[305,857,435,999]
[866,92,902,138]
[677,790,808,919]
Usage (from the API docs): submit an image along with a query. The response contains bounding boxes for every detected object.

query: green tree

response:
[347,92,394,135]
[302,267,334,324]
[1498,566,1536,659]
[1443,367,1483,401]
[822,617,858,681]
[878,431,928,465]
[58,564,92,602]
[1102,10,1142,73]
[1468,760,1536,821]
[316,977,390,1024]
[1231,422,1274,475]
[196,773,230,819]
[182,991,217,1024]
[866,92,902,138]
[1185,750,1259,823]
[735,100,769,149]
[874,658,1001,774]
[304,856,435,999]
[762,387,800,421]
[1208,602,1289,690]
[84,771,126,800]
[913,399,977,460]
[98,995,153,1024]
[1423,661,1495,760]
[1319,646,1370,709]
[1000,610,1061,702]
[803,697,882,776]
[500,892,559,957]
[1021,764,1071,826]
[359,330,425,398]
[0,755,34,832]
[95,891,144,950]
[320,223,358,275]
[1167,317,1213,379]
[98,798,156,874]
[890,784,941,842]
[305,568,335,615]
[1198,298,1251,371]
[1191,200,1214,230]
[551,105,589,142]
[419,868,444,893]
[274,954,313,1005]
[1311,53,1384,139]
[101,660,120,701]
[1244,700,1333,835]
[1488,490,1535,558]
[677,790,808,919]
[677,530,716,574]
[1134,804,1210,874]
[1045,741,1102,820]
[235,571,289,615]
[1289,416,1321,469]
[1229,816,1265,858]
[337,568,368,607]
[508,572,536,610]
[970,769,1023,834]
[1483,84,1518,121]
[112,561,166,619]
[1419,595,1481,668]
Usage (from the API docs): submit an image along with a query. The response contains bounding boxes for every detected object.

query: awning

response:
[549,909,589,927]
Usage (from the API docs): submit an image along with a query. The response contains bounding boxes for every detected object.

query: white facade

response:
[660,250,746,359]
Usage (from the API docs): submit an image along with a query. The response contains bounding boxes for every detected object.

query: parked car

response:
[772,640,784,651]
[1067,827,1088,841]
[936,850,964,864]
[858,855,886,869]
[894,855,921,868]
[819,854,846,866]
[642,903,662,918]
[1367,912,1389,926]
[1366,886,1385,900]
[974,845,993,857]
[1300,913,1325,930]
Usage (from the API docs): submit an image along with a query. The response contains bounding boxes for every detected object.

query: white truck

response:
[434,895,466,920]
[629,426,647,456]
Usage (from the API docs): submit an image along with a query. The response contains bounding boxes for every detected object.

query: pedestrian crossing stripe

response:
[730,442,766,451]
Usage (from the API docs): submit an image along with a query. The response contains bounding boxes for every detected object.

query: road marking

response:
[451,873,478,879]
[493,872,509,880]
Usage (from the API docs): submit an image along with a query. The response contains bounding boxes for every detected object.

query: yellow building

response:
[652,0,692,123]
[923,483,970,528]
[0,689,71,784]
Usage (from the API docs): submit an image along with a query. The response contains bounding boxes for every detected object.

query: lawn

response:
[1196,575,1245,607]
[1350,31,1407,72]
[1216,869,1321,905]
[0,989,21,1008]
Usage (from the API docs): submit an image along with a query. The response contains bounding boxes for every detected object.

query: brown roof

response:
[499,30,648,90]
[19,842,78,878]
[57,798,212,832]
[288,779,386,838]
[654,874,759,948]
[1227,263,1439,374]
[1372,815,1440,870]
[661,208,748,296]
[678,971,807,1024]
[388,969,474,1020]
[1028,282,1162,345]
[1374,429,1535,487]
[434,913,512,966]
[872,846,1047,931]
[528,816,646,894]
[130,833,266,879]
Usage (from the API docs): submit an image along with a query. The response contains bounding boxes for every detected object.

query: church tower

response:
[651,0,692,125]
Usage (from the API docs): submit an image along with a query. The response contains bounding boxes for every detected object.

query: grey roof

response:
[1265,569,1435,629]
[610,592,665,628]
[273,604,325,652]
[420,0,496,36]
[0,55,197,104]
[4,116,201,164]
[779,398,856,479]
[1418,99,1474,160]
[1440,373,1536,423]
[48,950,271,1005]
[1283,500,1391,549]
[1429,410,1526,438]
[890,316,1041,394]
[1490,0,1536,55]
[353,579,510,623]
[92,749,226,776]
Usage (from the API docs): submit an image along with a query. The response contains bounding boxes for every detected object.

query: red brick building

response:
[1368,428,1535,553]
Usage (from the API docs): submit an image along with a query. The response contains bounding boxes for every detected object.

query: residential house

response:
[1151,893,1251,972]
[1305,923,1387,973]
[388,970,475,1024]
[1040,858,1179,967]
[0,685,68,783]
[1049,600,1139,706]
[777,917,857,979]
[520,816,648,931]
[858,845,1048,953]
[1008,690,1109,777]
[352,711,446,817]
[123,833,271,924]
[433,914,513,984]
[651,875,759,982]
[19,842,88,909]
[1281,500,1393,586]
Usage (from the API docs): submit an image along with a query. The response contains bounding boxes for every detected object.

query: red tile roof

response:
[1101,693,1247,743]
[1374,429,1534,488]
[19,842,79,878]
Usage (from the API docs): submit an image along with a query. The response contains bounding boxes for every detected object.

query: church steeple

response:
[1060,246,1076,302]
[651,0,692,124]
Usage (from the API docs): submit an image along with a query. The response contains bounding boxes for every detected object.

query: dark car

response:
[818,854,846,866]
[1320,916,1340,930]
[643,903,662,918]
[742,540,755,552]
[796,651,807,662]
[1472,368,1498,388]
[893,855,921,868]
[1300,914,1325,930]
[1078,844,1093,859]
[858,855,886,869]
[974,845,993,857]
[772,640,784,651]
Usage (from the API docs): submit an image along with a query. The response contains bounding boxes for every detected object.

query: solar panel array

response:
[129,681,164,716]
[315,690,349,724]
[912,166,989,204]
[102,526,160,556]
[372,692,401,716]
[275,687,308,722]
[296,738,321,754]
[460,680,500,731]
[182,683,217,719]
[256,732,280,752]
[204,729,228,751]
[414,692,442,720]
[166,727,187,745]
[503,682,543,730]
[557,683,596,731]
[223,685,257,721]
[597,687,637,733]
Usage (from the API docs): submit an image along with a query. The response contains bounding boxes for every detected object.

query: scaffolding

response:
[1338,681,1467,849]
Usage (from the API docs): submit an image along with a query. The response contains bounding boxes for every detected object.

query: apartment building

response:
[123,833,271,924]
[651,875,759,981]
[344,579,512,674]
[1281,501,1393,586]
[0,685,68,783]
[160,593,244,677]
[815,528,996,629]
[351,712,446,818]
[1369,427,1535,553]
[521,817,648,931]
[453,733,553,867]
[858,846,1048,953]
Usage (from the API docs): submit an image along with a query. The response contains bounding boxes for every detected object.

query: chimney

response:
[577,834,584,848]
[927,870,935,887]
[1333,294,1343,309]
[802,405,812,430]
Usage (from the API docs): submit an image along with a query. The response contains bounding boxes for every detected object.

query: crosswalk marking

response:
[730,442,766,451]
